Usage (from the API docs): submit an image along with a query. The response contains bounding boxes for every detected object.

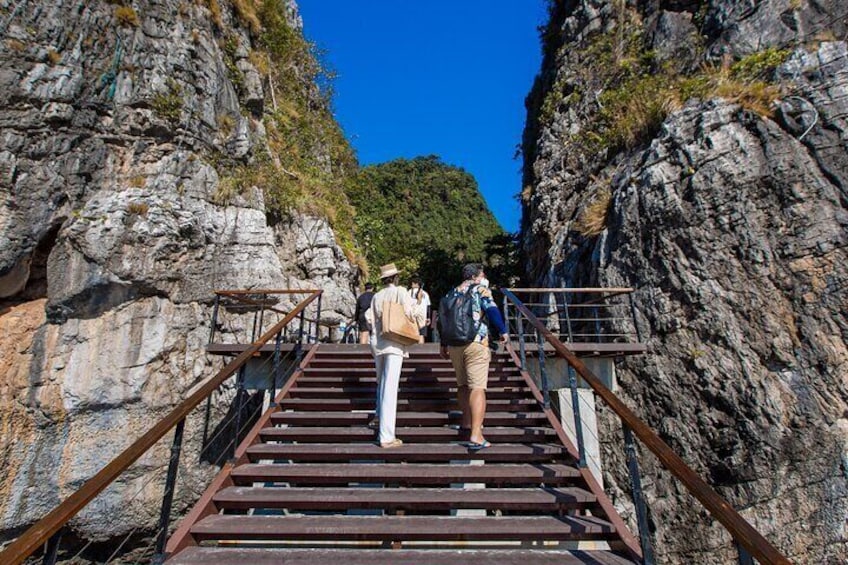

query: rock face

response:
[0,0,356,543]
[522,1,847,563]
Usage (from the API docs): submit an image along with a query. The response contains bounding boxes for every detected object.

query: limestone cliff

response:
[522,1,847,563]
[0,0,357,543]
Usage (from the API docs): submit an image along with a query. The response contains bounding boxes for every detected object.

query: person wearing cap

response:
[353,282,375,344]
[365,263,425,448]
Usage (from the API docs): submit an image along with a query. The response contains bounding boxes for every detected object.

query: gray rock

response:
[522,2,848,563]
[0,0,358,544]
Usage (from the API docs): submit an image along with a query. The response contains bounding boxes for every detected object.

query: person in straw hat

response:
[365,263,425,448]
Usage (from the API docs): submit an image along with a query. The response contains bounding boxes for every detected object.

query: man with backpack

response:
[439,263,509,450]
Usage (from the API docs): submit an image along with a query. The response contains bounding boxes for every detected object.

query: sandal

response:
[380,438,403,448]
[466,439,491,451]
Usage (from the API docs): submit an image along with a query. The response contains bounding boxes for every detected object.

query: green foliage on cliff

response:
[211,0,361,262]
[539,5,790,156]
[346,156,514,297]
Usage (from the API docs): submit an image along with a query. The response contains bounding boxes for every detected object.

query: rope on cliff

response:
[99,34,123,101]
[784,96,819,141]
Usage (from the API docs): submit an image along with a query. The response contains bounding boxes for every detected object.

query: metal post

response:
[517,313,527,372]
[568,364,587,468]
[256,293,267,342]
[208,294,220,344]
[628,292,643,342]
[200,393,212,456]
[270,330,282,406]
[232,366,246,457]
[736,542,754,565]
[594,305,602,343]
[154,418,185,559]
[623,424,655,565]
[298,309,306,348]
[502,295,509,337]
[562,292,574,342]
[536,329,550,409]
[42,529,61,565]
[315,292,323,343]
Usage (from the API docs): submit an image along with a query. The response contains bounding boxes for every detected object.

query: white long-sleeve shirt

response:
[365,284,425,357]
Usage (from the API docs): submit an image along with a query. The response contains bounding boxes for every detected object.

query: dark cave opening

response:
[0,223,61,303]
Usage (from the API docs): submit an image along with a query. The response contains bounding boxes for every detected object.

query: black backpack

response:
[438,287,480,346]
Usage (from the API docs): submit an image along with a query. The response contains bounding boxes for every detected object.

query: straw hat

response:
[379,263,399,279]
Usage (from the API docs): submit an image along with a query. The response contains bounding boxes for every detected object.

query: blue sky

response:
[297,0,548,233]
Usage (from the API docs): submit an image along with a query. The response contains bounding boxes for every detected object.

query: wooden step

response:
[229,463,581,486]
[189,515,618,542]
[259,426,555,443]
[307,360,518,369]
[168,547,637,565]
[287,387,527,400]
[270,411,549,427]
[295,375,526,386]
[212,486,596,511]
[301,367,520,375]
[245,442,573,463]
[277,398,539,412]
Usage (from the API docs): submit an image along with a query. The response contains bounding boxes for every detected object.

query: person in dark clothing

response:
[354,283,375,344]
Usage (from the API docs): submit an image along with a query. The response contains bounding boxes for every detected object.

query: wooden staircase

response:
[165,344,640,564]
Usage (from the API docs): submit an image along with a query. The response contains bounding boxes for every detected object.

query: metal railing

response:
[505,287,641,344]
[502,288,791,565]
[211,289,327,347]
[0,290,322,565]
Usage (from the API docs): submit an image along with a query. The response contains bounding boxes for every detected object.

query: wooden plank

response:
[229,463,581,486]
[259,426,555,443]
[245,442,574,463]
[307,359,517,367]
[211,486,596,511]
[295,375,526,386]
[276,398,539,412]
[507,287,633,294]
[286,387,527,400]
[168,547,638,565]
[301,366,519,374]
[189,515,618,542]
[270,411,548,427]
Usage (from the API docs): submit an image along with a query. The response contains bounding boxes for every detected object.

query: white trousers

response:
[377,353,403,443]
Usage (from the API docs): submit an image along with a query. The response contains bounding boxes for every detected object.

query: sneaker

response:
[379,438,403,448]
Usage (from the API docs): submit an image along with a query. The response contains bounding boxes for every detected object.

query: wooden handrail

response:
[507,287,634,293]
[215,289,321,295]
[502,289,791,565]
[0,291,322,565]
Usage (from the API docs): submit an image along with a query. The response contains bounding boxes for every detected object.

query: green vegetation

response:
[114,6,140,27]
[346,156,516,297]
[545,6,790,156]
[209,0,360,263]
[574,188,612,237]
[151,78,183,124]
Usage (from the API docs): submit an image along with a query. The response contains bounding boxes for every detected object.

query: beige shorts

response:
[448,342,491,390]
